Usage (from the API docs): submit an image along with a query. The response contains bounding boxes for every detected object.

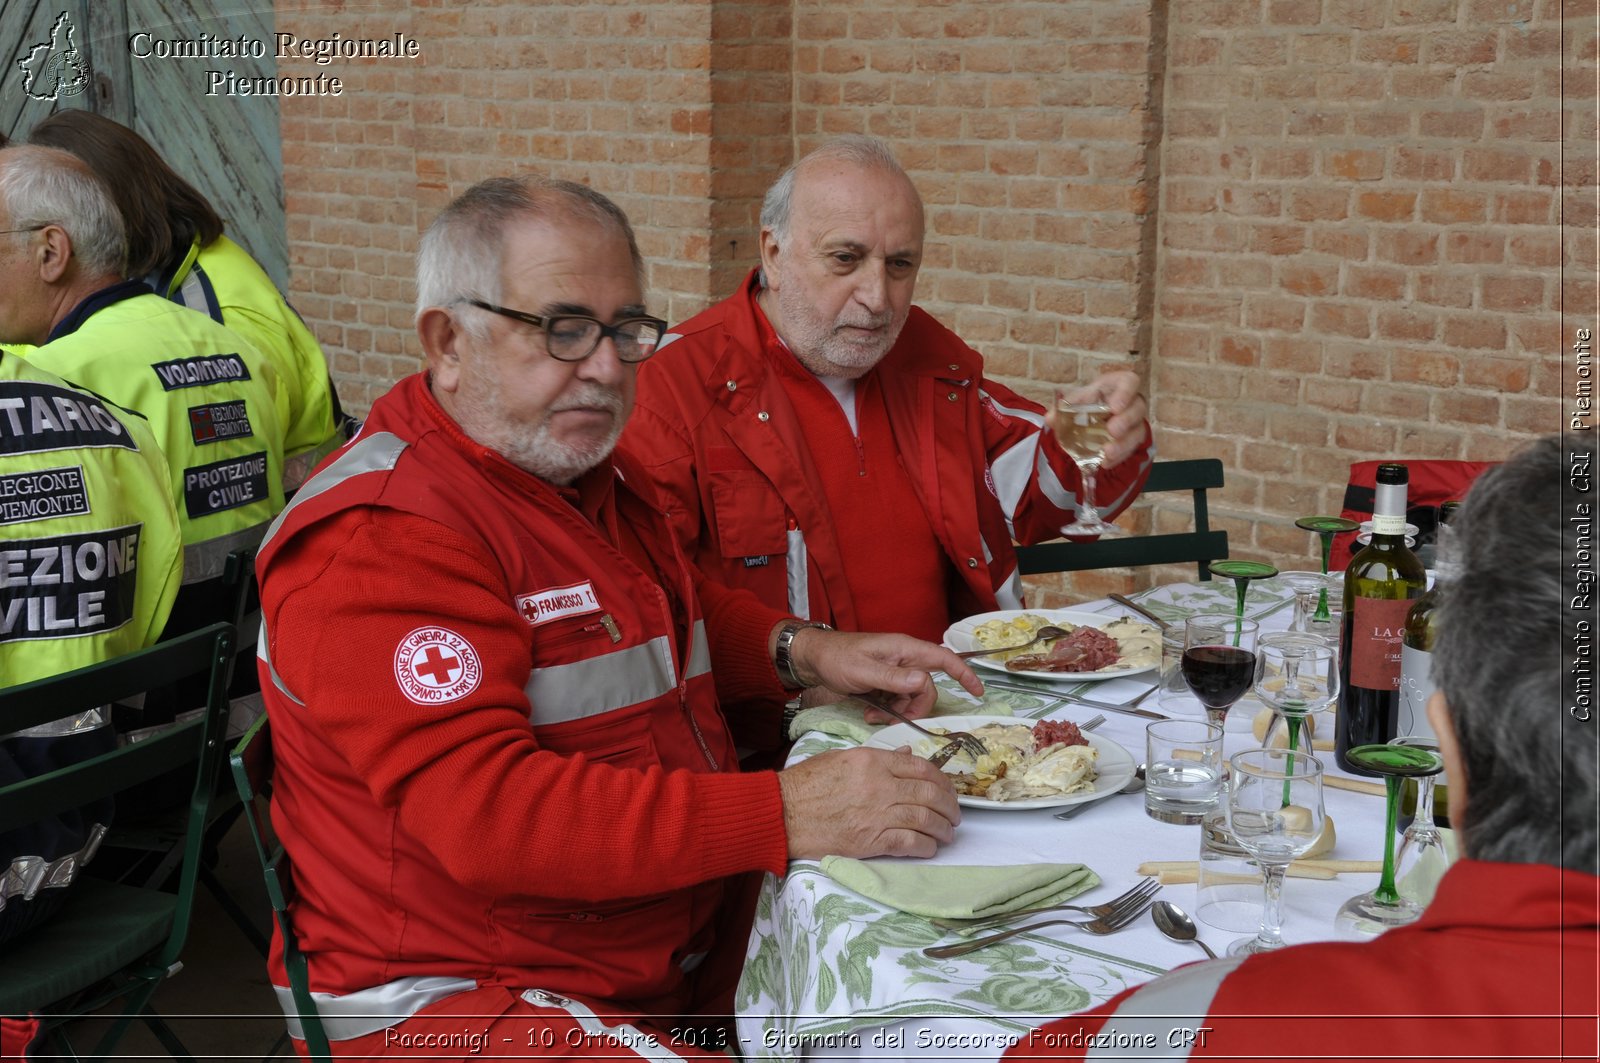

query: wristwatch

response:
[774,620,830,690]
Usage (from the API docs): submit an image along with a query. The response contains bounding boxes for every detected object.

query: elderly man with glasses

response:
[253,174,985,1058]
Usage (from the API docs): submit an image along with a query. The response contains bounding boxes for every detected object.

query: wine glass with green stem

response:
[1333,742,1446,938]
[1389,734,1452,908]
[1253,633,1338,804]
[1207,559,1279,634]
[1294,516,1360,623]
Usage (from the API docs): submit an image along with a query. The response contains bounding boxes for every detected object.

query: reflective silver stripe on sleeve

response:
[257,627,304,707]
[983,387,1076,518]
[994,565,1023,609]
[522,990,690,1062]
[282,429,349,494]
[785,526,810,620]
[182,518,273,585]
[273,976,477,1042]
[1097,446,1156,518]
[1083,955,1245,1061]
[258,431,409,555]
[524,636,677,724]
[684,619,711,681]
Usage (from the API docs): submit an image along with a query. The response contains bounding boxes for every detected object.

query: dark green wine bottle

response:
[1336,464,1428,776]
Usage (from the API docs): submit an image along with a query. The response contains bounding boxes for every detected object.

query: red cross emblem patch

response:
[393,626,482,705]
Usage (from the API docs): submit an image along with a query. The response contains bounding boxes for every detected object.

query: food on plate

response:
[998,616,1161,674]
[971,613,1057,659]
[932,720,1098,802]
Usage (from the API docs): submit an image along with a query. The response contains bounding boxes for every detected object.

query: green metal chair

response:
[1015,458,1230,581]
[229,714,332,1061]
[0,622,235,1060]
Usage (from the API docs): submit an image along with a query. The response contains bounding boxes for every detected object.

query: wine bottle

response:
[1336,463,1428,776]
[1396,500,1460,826]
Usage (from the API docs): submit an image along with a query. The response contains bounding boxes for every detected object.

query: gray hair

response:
[415,175,643,335]
[759,134,915,244]
[0,145,126,276]
[1433,435,1594,872]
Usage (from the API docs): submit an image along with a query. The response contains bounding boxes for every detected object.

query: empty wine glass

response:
[1334,742,1445,938]
[1253,633,1339,757]
[1277,571,1331,635]
[1208,559,1279,624]
[1053,387,1126,538]
[1226,747,1326,955]
[1295,516,1360,623]
[1389,735,1452,908]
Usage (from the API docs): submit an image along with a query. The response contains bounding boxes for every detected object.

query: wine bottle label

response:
[1370,513,1407,535]
[1349,596,1412,689]
[1398,643,1439,740]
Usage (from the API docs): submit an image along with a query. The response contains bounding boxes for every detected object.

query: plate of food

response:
[864,715,1136,810]
[943,608,1161,682]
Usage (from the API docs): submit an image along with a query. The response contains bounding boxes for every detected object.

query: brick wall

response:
[274,0,1586,589]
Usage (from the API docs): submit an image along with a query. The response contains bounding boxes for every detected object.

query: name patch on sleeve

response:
[151,353,251,391]
[0,465,89,526]
[0,523,141,643]
[188,400,254,444]
[516,581,601,627]
[183,452,269,518]
[0,380,137,456]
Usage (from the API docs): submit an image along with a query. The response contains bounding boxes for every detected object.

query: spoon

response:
[1151,900,1217,959]
[1053,764,1145,820]
[956,624,1070,660]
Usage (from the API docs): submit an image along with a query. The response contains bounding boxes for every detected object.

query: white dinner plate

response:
[863,714,1137,811]
[942,608,1159,683]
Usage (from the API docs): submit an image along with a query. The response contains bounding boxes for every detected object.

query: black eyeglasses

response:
[0,224,52,236]
[462,298,667,363]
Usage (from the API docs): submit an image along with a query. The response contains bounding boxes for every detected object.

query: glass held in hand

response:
[1225,747,1326,956]
[1334,741,1445,939]
[1053,388,1126,538]
[1180,614,1261,734]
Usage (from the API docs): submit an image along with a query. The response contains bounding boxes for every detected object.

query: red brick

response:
[1323,149,1385,181]
[1392,350,1461,386]
[1355,191,1417,221]
[1441,314,1510,350]
[1269,0,1325,25]
[1244,295,1309,332]
[1445,232,1506,263]
[1346,265,1408,300]
[1423,32,1500,65]
[1420,189,1488,224]
[1376,231,1440,265]
[1461,357,1534,391]
[1281,263,1339,296]
[1311,302,1372,338]
[1352,109,1412,137]
[1461,71,1537,102]
[1325,344,1390,380]
[1464,148,1534,183]
[1434,391,1502,427]
[1219,335,1262,367]
[1355,34,1421,63]
[1419,108,1485,138]
[1508,232,1562,267]
[1334,419,1399,454]
[1415,272,1478,308]
[1393,147,1456,182]
[1378,309,1439,341]
[1495,191,1555,224]
[1481,275,1546,311]
[1289,189,1350,221]
[1294,33,1354,63]
[1250,224,1309,255]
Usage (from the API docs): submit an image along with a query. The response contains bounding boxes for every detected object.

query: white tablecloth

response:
[732,579,1404,1062]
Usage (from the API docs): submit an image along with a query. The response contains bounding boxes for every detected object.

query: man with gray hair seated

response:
[1004,433,1597,1061]
[0,144,287,640]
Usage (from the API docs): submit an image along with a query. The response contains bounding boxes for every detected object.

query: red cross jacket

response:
[622,270,1154,630]
[255,373,791,1037]
[1004,860,1599,1061]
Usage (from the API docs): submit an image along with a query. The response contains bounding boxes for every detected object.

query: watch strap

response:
[774,620,829,690]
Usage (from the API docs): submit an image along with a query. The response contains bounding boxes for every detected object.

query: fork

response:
[923,888,1160,958]
[858,696,988,758]
[928,876,1159,933]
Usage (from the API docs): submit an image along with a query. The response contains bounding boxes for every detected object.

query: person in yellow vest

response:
[0,144,286,638]
[29,110,349,494]
[0,349,182,951]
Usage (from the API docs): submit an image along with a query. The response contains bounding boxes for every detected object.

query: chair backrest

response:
[230,714,332,1061]
[1015,458,1229,581]
[1330,459,1495,570]
[0,622,235,971]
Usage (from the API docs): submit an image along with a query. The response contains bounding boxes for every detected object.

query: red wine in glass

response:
[1181,645,1257,712]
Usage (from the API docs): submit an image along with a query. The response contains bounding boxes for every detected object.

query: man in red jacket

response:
[620,135,1153,747]
[256,175,985,1058]
[1004,434,1598,1062]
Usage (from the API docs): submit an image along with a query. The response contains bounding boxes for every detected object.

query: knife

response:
[1107,592,1171,630]
[980,678,1168,720]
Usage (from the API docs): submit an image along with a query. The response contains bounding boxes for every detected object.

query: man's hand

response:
[782,628,985,720]
[779,746,961,859]
[1046,368,1149,470]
